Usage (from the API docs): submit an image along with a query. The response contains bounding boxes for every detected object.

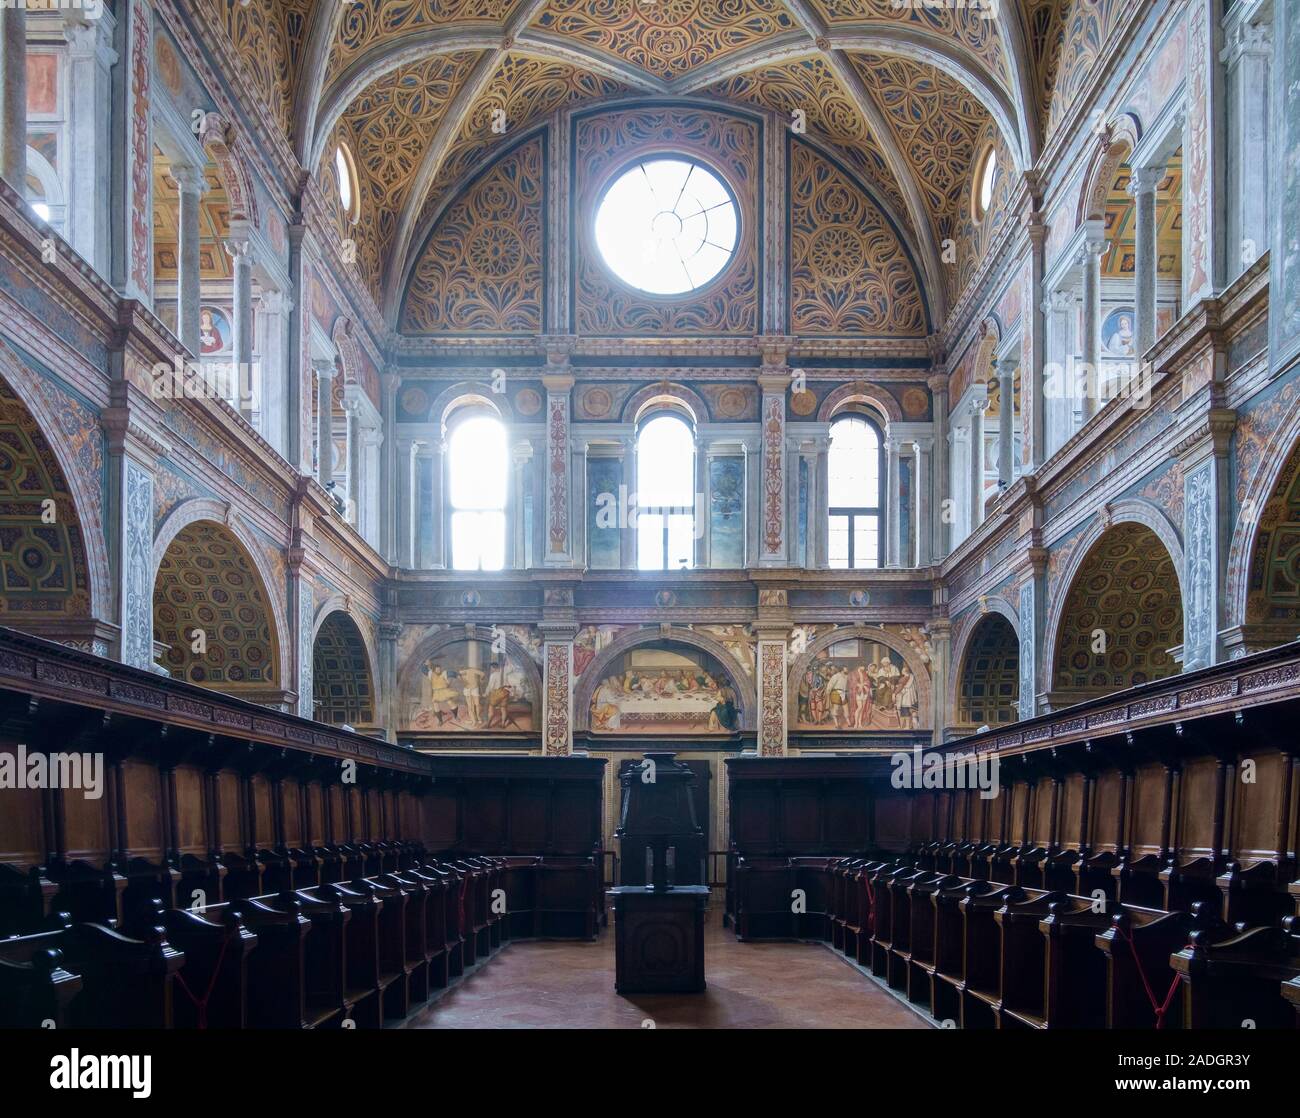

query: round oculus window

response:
[594,157,738,295]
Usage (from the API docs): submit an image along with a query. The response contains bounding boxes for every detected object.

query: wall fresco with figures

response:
[404,636,537,733]
[792,637,920,732]
[588,642,740,735]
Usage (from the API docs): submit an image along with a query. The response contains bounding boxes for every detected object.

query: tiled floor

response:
[403,905,931,1029]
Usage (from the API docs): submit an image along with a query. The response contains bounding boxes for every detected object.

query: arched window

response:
[448,412,506,571]
[828,413,884,569]
[335,142,360,225]
[636,412,695,570]
[972,144,998,221]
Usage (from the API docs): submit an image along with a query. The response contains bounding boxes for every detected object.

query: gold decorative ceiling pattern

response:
[706,56,912,236]
[807,0,1008,89]
[415,53,629,238]
[846,51,991,304]
[328,51,486,299]
[187,1,1074,322]
[529,0,797,82]
[1102,148,1183,279]
[326,0,513,87]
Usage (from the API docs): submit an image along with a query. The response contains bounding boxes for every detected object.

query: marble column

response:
[1027,210,1048,469]
[996,359,1014,489]
[1080,235,1106,422]
[344,397,361,526]
[65,12,117,273]
[0,2,26,194]
[171,164,206,356]
[1129,166,1162,363]
[928,372,949,558]
[380,377,398,559]
[254,289,290,452]
[313,359,335,488]
[911,436,933,567]
[1223,12,1273,272]
[227,235,254,367]
[886,436,902,567]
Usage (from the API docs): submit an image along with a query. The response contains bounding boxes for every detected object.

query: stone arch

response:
[573,625,757,732]
[817,381,903,425]
[1235,429,1300,645]
[330,317,363,387]
[785,624,932,730]
[0,340,109,626]
[1227,405,1300,636]
[1078,114,1142,225]
[397,624,543,733]
[952,609,1020,730]
[311,607,377,728]
[621,382,708,426]
[197,113,259,227]
[152,498,289,695]
[428,380,514,433]
[1044,506,1184,705]
[948,594,1020,717]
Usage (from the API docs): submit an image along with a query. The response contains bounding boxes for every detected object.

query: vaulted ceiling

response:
[196,1,1123,324]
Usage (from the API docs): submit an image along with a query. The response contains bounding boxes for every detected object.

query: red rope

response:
[1118,924,1182,1029]
[174,930,234,1030]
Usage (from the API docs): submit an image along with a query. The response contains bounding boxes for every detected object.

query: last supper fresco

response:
[794,638,921,731]
[589,643,740,734]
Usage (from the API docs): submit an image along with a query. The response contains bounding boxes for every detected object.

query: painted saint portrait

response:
[407,638,535,732]
[1101,306,1137,357]
[199,305,233,355]
[589,643,739,734]
[794,638,920,731]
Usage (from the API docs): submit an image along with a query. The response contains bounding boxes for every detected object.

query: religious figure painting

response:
[794,639,920,731]
[199,306,233,355]
[590,644,739,734]
[1101,306,1137,357]
[407,639,535,732]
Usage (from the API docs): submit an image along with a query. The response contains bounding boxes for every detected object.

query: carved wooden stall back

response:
[0,628,604,1027]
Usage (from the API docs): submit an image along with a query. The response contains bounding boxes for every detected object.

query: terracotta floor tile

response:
[404,907,931,1029]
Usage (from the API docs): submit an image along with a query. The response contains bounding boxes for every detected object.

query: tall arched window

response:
[828,413,884,569]
[448,412,507,571]
[637,412,695,570]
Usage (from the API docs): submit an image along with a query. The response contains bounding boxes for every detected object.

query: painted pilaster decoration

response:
[756,585,790,756]
[287,227,313,474]
[1222,2,1272,273]
[256,289,291,454]
[540,586,578,755]
[511,439,533,568]
[122,0,153,301]
[1079,231,1107,422]
[813,435,831,569]
[2,7,30,192]
[1184,0,1223,304]
[996,359,1014,489]
[1177,407,1238,671]
[102,384,170,671]
[64,9,118,273]
[415,440,437,568]
[377,621,401,745]
[380,376,399,561]
[296,577,314,720]
[1129,165,1163,361]
[543,368,574,566]
[927,368,949,559]
[758,364,789,566]
[1017,547,1048,722]
[927,617,950,746]
[171,163,208,357]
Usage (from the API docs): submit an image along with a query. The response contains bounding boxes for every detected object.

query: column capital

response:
[224,238,253,262]
[258,289,291,316]
[1128,165,1165,196]
[170,163,209,196]
[909,435,934,454]
[312,356,336,378]
[1221,14,1272,66]
[542,373,574,394]
[757,372,790,395]
[926,372,948,395]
